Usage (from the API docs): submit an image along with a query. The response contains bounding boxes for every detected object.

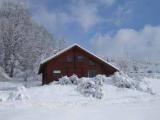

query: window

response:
[76,56,84,62]
[53,70,61,77]
[89,60,95,65]
[66,56,73,62]
[88,70,97,77]
[53,70,61,74]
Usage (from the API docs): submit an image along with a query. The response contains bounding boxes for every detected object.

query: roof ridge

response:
[40,44,78,64]
[40,43,119,70]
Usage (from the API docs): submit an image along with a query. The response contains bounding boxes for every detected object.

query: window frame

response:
[53,70,61,77]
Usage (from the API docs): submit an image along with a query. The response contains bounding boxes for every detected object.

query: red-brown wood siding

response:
[40,46,118,85]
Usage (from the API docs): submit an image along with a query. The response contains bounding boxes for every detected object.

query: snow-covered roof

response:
[39,43,119,71]
[41,44,78,64]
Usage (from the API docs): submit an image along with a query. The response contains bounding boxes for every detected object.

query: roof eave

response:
[38,64,42,74]
[38,43,120,72]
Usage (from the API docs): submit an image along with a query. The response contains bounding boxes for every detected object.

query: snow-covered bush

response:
[57,75,103,99]
[58,75,80,85]
[93,75,105,86]
[111,72,137,89]
[58,76,71,85]
[57,72,154,99]
[134,77,155,94]
[110,72,154,94]
[77,78,103,99]
[69,74,79,85]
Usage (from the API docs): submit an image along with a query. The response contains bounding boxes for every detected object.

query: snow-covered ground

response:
[0,74,160,120]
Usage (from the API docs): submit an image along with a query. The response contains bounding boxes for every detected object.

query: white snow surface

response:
[0,74,160,120]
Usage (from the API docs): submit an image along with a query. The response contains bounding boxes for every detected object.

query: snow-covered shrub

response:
[92,87,103,99]
[57,72,154,99]
[111,72,154,94]
[93,75,105,86]
[58,76,71,85]
[135,77,155,94]
[57,75,103,99]
[77,78,103,99]
[69,74,79,85]
[58,75,80,85]
[111,72,137,89]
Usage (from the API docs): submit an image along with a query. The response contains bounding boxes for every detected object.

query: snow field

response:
[0,72,160,120]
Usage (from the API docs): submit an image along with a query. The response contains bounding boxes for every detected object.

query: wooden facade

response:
[38,44,118,85]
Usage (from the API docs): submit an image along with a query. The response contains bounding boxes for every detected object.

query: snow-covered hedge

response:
[134,77,155,94]
[56,72,154,99]
[110,72,155,94]
[111,72,137,89]
[58,74,79,85]
[57,75,103,99]
[58,76,72,85]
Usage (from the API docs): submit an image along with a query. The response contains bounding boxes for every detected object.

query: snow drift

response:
[0,83,29,102]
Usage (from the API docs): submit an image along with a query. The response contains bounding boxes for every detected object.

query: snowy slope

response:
[0,76,160,120]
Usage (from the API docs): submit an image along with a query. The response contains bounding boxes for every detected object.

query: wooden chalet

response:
[38,44,118,85]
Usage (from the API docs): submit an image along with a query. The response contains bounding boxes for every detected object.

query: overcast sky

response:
[27,0,160,60]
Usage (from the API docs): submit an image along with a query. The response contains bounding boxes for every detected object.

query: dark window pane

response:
[53,73,61,77]
[66,56,73,62]
[77,56,83,62]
